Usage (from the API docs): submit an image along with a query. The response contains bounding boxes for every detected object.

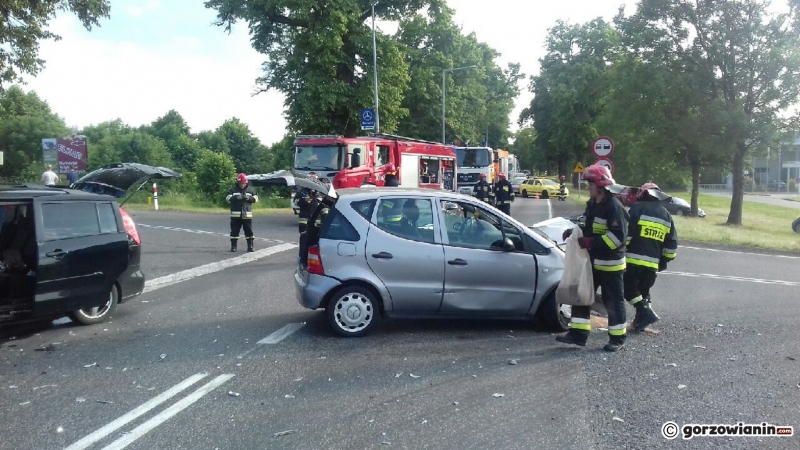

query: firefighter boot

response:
[632,301,660,332]
[603,336,626,352]
[230,239,237,252]
[247,239,254,253]
[555,329,589,347]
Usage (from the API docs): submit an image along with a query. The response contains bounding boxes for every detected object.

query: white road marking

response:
[137,223,283,243]
[547,199,552,220]
[662,271,800,287]
[142,242,297,293]
[99,374,235,450]
[257,323,306,344]
[681,245,800,260]
[63,373,208,450]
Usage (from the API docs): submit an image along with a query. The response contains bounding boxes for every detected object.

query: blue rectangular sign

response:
[360,108,375,131]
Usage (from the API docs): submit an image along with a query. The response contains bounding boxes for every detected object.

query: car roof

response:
[0,184,117,201]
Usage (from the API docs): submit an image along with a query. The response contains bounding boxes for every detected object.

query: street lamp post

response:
[371,1,380,133]
[442,65,477,143]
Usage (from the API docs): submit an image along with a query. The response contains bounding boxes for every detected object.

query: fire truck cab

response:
[292,134,457,191]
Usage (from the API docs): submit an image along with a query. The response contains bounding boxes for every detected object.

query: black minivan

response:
[0,163,180,327]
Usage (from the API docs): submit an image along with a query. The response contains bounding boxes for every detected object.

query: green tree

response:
[509,127,546,175]
[268,133,296,171]
[519,19,620,177]
[0,0,110,87]
[196,129,230,154]
[216,118,271,174]
[195,148,236,202]
[80,120,174,170]
[205,0,426,137]
[621,0,800,225]
[0,86,70,181]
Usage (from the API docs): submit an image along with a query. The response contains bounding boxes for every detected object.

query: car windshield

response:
[541,179,557,186]
[294,145,343,171]
[455,148,492,168]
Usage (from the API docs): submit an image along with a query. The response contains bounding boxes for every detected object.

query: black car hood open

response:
[246,170,337,200]
[72,163,182,203]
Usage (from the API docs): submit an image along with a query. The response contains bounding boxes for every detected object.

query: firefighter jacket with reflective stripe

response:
[226,184,258,219]
[473,181,493,202]
[580,195,628,272]
[296,189,318,224]
[625,199,678,270]
[493,180,515,204]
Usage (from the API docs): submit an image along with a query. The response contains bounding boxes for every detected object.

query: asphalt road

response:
[1,197,799,450]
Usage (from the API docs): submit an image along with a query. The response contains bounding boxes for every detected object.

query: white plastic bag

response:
[555,226,595,306]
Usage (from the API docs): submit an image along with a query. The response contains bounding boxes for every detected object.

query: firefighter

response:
[558,174,568,201]
[226,173,259,252]
[297,172,321,233]
[493,172,514,215]
[472,173,494,204]
[624,182,677,331]
[558,164,628,352]
[384,163,400,187]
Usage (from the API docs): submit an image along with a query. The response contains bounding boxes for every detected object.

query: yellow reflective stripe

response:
[638,220,669,242]
[569,322,591,331]
[662,251,676,260]
[230,212,240,216]
[640,214,670,228]
[626,257,658,269]
[625,237,632,245]
[245,213,253,218]
[385,216,402,222]
[298,219,308,224]
[602,232,622,250]
[592,223,608,234]
[628,295,643,305]
[608,325,627,336]
[252,195,259,202]
[230,236,239,239]
[594,259,626,271]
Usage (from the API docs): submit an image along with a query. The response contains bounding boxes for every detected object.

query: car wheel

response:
[69,285,118,325]
[522,190,528,198]
[793,217,800,233]
[534,290,569,332]
[541,191,549,199]
[326,286,380,337]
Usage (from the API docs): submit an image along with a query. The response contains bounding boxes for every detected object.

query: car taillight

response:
[119,207,141,245]
[307,245,324,275]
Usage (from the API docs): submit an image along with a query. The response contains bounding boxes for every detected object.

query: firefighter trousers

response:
[570,270,627,340]
[624,265,657,305]
[230,218,254,241]
[497,203,511,215]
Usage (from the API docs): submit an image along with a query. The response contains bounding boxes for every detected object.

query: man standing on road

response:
[558,164,629,352]
[623,183,677,331]
[297,172,323,233]
[384,164,400,187]
[41,165,59,186]
[493,172,514,215]
[226,173,259,252]
[473,173,493,204]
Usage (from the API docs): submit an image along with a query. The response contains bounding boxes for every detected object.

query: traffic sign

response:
[593,157,614,174]
[360,108,375,131]
[573,162,585,173]
[592,136,614,158]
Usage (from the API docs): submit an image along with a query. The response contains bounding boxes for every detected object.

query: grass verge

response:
[566,191,800,253]
[120,192,294,215]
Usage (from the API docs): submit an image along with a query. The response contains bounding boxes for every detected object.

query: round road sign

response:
[592,137,614,158]
[593,157,614,174]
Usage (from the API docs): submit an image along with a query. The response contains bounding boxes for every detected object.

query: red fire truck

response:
[292,133,457,190]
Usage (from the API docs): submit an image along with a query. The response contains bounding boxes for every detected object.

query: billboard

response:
[42,136,88,173]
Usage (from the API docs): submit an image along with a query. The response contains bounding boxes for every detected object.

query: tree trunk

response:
[690,155,700,217]
[726,142,746,225]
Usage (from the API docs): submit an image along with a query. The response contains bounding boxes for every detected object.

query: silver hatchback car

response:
[249,171,569,337]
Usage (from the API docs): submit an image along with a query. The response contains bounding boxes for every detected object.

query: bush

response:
[195,149,237,205]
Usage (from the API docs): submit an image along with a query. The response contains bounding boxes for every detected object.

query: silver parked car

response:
[249,171,569,337]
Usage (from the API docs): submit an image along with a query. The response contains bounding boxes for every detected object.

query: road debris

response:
[56,427,64,433]
[228,392,240,397]
[293,377,303,382]
[693,345,706,349]
[509,360,518,365]
[35,344,57,352]
[159,354,167,361]
[678,384,687,389]
[409,374,420,378]
[665,363,678,367]
[728,357,737,361]
[83,362,97,368]
[716,324,724,327]
[787,356,796,361]
[382,442,391,445]
[96,400,113,404]
[492,393,504,398]
[395,373,402,378]
[273,430,298,438]
[285,394,295,399]
[421,419,427,424]
[9,385,18,389]
[453,401,459,405]
[612,417,624,423]
[19,401,30,406]
[32,384,57,391]
[76,397,86,403]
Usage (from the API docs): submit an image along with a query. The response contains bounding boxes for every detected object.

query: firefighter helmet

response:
[479,173,486,180]
[386,164,396,174]
[637,182,670,201]
[237,173,248,184]
[581,164,615,188]
[498,172,506,179]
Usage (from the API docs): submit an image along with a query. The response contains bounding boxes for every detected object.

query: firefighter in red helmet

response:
[384,163,400,187]
[226,173,259,252]
[493,172,514,215]
[624,182,677,331]
[473,173,493,203]
[558,164,629,352]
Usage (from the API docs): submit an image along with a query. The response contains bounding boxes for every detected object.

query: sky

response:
[22,0,639,146]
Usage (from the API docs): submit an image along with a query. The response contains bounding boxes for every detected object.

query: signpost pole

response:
[153,183,159,211]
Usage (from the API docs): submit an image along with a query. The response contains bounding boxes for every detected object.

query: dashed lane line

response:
[137,223,284,243]
[662,270,800,287]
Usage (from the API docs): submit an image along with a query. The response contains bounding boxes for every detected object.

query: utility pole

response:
[371,1,380,133]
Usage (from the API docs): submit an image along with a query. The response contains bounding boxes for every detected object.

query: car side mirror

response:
[351,153,361,168]
[502,237,516,252]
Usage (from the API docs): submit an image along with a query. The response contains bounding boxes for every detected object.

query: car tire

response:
[522,190,528,198]
[69,284,119,325]
[534,290,569,332]
[793,217,800,233]
[326,285,380,337]
[541,191,549,199]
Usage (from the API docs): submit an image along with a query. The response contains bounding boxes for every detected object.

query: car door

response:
[33,199,129,316]
[438,200,537,315]
[365,196,445,313]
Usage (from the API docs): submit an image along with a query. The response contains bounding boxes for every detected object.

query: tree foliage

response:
[0,0,110,88]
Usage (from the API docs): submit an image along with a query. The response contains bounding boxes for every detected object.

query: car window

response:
[97,203,119,234]
[41,202,101,240]
[351,199,376,220]
[440,200,525,251]
[320,207,360,242]
[542,180,557,186]
[374,145,390,167]
[375,197,435,243]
